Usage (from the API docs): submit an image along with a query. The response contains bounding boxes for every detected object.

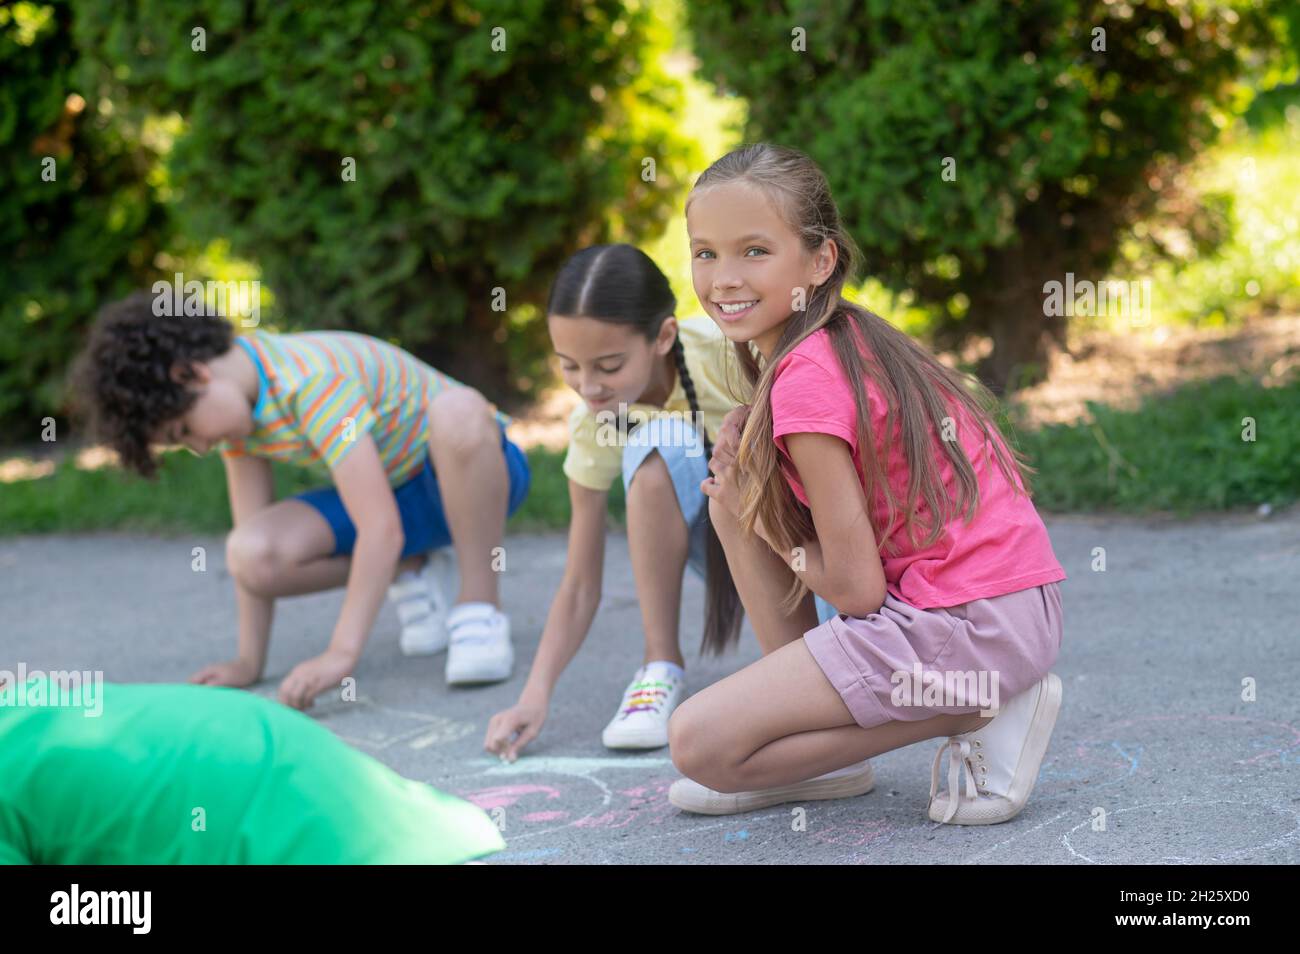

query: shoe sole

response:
[601,727,669,750]
[401,642,448,657]
[446,667,513,686]
[399,632,448,656]
[928,672,1063,825]
[446,654,514,686]
[670,763,876,815]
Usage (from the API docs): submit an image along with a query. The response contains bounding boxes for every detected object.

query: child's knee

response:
[225,527,280,592]
[427,388,497,456]
[667,704,698,773]
[626,450,673,501]
[668,700,725,783]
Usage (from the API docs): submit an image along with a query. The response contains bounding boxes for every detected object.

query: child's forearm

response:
[521,580,602,703]
[233,582,272,677]
[755,517,878,615]
[328,529,404,659]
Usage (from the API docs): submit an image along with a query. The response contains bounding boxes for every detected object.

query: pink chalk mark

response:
[460,783,564,812]
[521,811,569,822]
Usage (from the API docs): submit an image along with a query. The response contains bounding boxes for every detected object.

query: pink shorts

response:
[803,582,1064,729]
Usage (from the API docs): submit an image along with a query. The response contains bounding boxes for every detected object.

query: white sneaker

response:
[388,549,455,656]
[601,663,686,750]
[928,672,1063,825]
[444,602,513,685]
[668,759,876,815]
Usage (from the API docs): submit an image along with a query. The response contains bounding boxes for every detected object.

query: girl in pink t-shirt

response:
[666,143,1067,827]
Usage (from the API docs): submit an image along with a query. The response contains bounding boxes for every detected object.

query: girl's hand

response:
[485,697,549,763]
[709,404,750,474]
[700,463,742,520]
[278,647,358,710]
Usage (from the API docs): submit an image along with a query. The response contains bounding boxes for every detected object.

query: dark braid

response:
[670,334,712,462]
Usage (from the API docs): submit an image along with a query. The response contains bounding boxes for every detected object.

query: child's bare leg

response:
[670,637,987,793]
[225,499,351,598]
[626,451,689,667]
[194,499,349,685]
[425,388,508,607]
[707,496,817,655]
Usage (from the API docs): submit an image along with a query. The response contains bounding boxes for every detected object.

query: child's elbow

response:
[824,576,885,619]
[831,592,885,619]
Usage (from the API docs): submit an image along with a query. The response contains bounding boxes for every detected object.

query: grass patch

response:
[1011,372,1299,514]
[1,371,1293,537]
[0,447,624,537]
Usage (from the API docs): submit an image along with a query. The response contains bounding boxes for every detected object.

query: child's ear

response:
[170,360,209,386]
[811,240,838,287]
[654,316,679,356]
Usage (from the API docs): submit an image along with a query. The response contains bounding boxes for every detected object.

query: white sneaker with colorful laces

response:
[928,672,1063,825]
[601,663,685,750]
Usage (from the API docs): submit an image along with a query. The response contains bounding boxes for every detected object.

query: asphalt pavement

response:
[2,505,1298,864]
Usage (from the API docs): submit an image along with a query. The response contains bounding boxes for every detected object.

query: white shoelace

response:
[929,738,983,823]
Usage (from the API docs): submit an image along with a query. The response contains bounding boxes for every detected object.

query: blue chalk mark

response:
[1110,741,1142,780]
[724,829,750,843]
[1038,739,1142,789]
[1247,735,1300,766]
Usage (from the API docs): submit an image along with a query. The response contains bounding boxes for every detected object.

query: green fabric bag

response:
[0,675,504,864]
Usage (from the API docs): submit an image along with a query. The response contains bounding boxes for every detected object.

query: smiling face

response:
[687,179,836,359]
[547,315,676,414]
[152,362,254,456]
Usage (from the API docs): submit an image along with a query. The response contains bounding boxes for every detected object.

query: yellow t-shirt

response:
[562,317,747,492]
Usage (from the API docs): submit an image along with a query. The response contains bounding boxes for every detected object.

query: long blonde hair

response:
[687,143,1037,621]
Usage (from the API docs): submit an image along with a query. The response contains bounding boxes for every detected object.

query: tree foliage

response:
[688,0,1292,391]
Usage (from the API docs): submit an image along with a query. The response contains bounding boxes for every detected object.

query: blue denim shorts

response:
[621,415,711,580]
[294,422,530,559]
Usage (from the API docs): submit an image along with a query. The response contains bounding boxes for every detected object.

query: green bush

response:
[688,0,1294,392]
[0,0,170,439]
[68,0,699,406]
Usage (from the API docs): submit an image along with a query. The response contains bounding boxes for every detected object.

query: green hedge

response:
[0,1,171,438]
[1,0,697,439]
[688,0,1294,391]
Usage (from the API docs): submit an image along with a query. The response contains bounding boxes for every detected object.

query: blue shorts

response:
[621,415,712,580]
[294,422,531,559]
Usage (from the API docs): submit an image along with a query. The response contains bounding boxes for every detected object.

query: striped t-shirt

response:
[216,330,509,485]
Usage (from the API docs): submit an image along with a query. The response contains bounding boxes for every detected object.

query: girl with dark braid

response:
[485,244,748,759]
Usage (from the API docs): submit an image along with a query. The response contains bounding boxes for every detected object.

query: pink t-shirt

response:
[769,327,1066,610]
